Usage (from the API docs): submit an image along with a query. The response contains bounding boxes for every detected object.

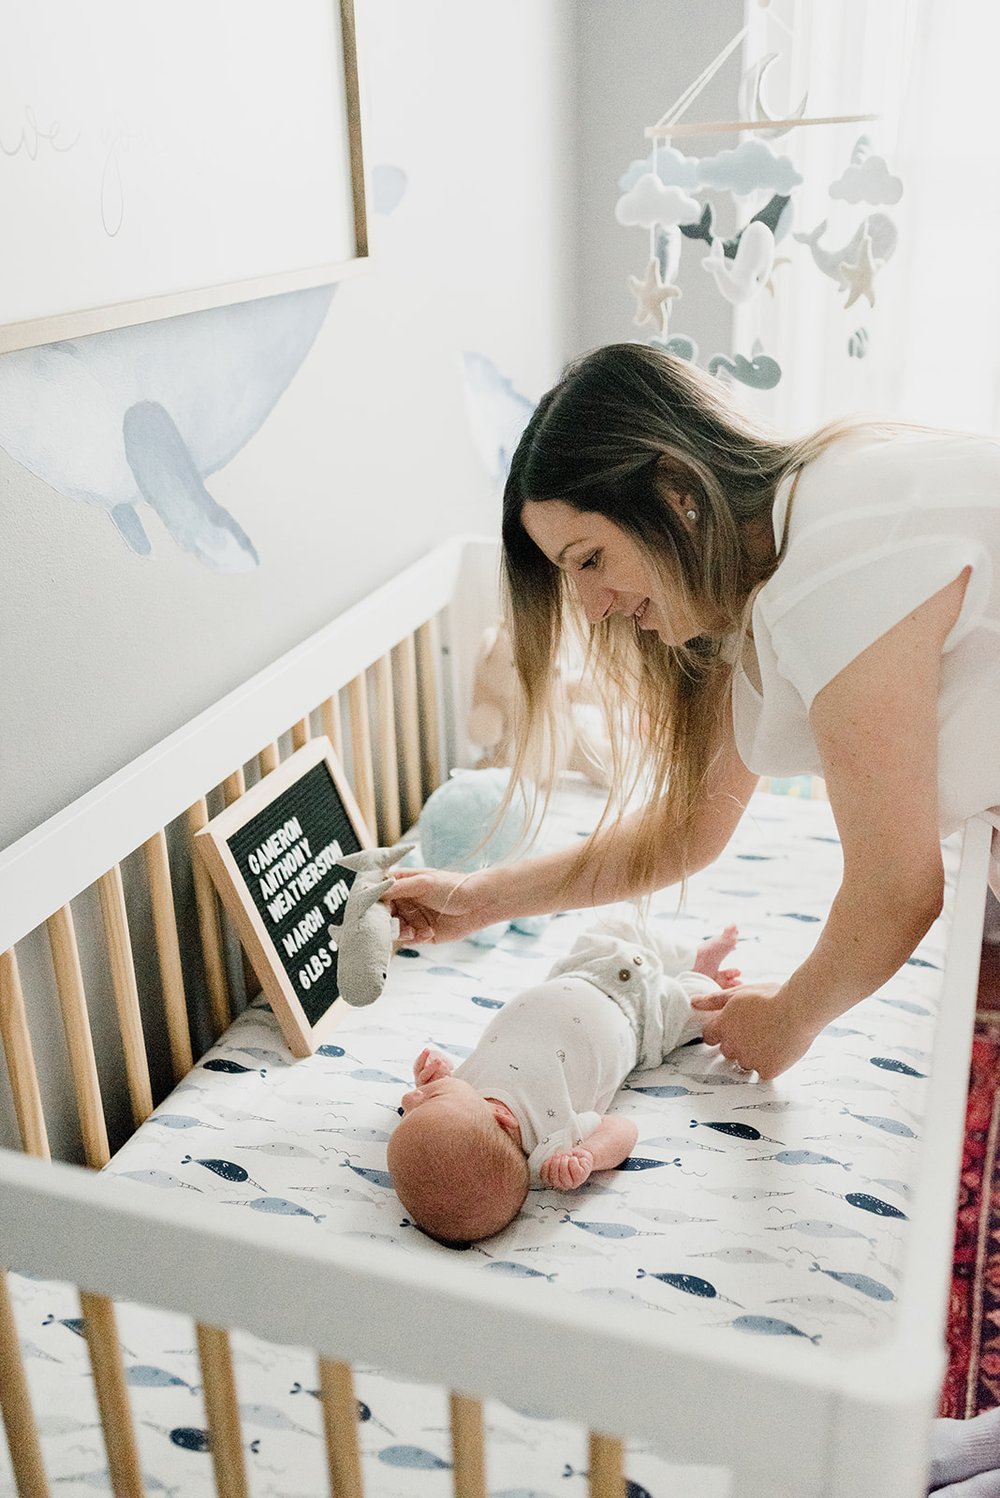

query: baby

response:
[387,912,740,1244]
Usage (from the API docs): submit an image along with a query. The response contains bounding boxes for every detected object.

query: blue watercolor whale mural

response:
[0,285,335,570]
[0,163,407,572]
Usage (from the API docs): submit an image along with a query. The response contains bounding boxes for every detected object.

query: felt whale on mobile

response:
[680,193,793,259]
[702,221,776,304]
[794,213,898,288]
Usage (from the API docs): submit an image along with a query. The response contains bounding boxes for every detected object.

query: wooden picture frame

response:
[196,737,373,1057]
[0,0,368,355]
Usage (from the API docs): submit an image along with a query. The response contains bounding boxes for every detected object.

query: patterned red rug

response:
[941,1005,1000,1417]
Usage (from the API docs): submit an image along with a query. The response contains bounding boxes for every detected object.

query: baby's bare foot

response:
[693,924,739,981]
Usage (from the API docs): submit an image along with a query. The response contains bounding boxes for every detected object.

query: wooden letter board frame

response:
[196,737,373,1057]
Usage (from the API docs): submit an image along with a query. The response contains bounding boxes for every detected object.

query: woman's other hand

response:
[691,983,821,1080]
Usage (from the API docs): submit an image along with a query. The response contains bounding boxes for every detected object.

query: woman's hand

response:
[691,983,822,1080]
[384,866,495,944]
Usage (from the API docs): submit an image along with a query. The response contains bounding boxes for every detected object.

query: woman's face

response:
[521,498,704,646]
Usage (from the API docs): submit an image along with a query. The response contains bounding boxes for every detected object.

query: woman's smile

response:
[520,498,700,644]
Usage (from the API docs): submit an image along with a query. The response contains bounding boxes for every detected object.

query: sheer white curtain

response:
[736,0,1000,437]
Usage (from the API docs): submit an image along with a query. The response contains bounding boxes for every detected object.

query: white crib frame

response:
[0,534,992,1498]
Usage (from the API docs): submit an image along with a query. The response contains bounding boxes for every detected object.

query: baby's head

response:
[387,1076,529,1245]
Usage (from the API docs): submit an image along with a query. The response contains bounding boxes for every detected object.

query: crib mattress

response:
[3,782,960,1498]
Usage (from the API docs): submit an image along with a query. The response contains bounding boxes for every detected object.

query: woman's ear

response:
[670,490,698,527]
[654,459,698,528]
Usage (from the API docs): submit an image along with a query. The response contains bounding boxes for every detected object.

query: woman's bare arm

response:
[698,570,970,1078]
[390,689,758,942]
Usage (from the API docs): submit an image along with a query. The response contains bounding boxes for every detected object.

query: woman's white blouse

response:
[730,427,1000,837]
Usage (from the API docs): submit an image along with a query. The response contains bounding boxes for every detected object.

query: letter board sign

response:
[196,737,372,1056]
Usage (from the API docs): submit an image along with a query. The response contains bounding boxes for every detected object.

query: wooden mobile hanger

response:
[644,20,879,140]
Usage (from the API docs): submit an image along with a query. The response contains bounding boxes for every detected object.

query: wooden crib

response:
[0,534,993,1498]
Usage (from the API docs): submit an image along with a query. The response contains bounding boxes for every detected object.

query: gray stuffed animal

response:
[328,842,414,1006]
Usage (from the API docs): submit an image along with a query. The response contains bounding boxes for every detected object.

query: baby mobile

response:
[615,17,905,388]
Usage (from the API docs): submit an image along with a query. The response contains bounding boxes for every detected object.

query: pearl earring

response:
[685,508,697,521]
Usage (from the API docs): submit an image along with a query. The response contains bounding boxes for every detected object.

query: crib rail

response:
[0,1146,868,1498]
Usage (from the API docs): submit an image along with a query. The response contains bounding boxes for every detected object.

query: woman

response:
[389,341,1000,1081]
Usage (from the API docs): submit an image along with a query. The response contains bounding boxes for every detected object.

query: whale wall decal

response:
[0,164,408,572]
[0,284,336,572]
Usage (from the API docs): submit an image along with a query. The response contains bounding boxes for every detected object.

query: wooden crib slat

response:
[346,672,378,836]
[319,1357,365,1498]
[196,1322,249,1498]
[373,653,401,845]
[187,800,233,1037]
[415,619,442,798]
[79,1290,145,1498]
[259,741,281,776]
[142,831,195,1083]
[291,716,311,750]
[588,1433,625,1497]
[97,866,154,1127]
[46,905,110,1170]
[221,770,260,1003]
[394,635,423,829]
[222,767,247,803]
[0,948,50,1160]
[449,1393,486,1498]
[0,1268,49,1497]
[321,694,344,760]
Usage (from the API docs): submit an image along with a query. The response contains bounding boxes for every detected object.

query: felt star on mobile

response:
[839,231,880,309]
[628,259,682,332]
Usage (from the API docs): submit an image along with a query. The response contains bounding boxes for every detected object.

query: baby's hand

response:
[539,1148,595,1191]
[413,1047,453,1086]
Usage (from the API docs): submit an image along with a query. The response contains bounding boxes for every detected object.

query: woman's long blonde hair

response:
[500,342,870,889]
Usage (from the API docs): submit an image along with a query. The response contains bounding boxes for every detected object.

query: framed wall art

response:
[0,0,368,354]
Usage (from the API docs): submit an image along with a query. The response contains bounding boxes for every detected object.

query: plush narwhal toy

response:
[328,842,414,1006]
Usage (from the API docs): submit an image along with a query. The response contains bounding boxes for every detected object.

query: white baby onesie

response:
[455,912,717,1181]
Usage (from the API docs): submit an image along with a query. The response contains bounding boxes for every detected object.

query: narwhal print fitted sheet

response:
[2,782,959,1498]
